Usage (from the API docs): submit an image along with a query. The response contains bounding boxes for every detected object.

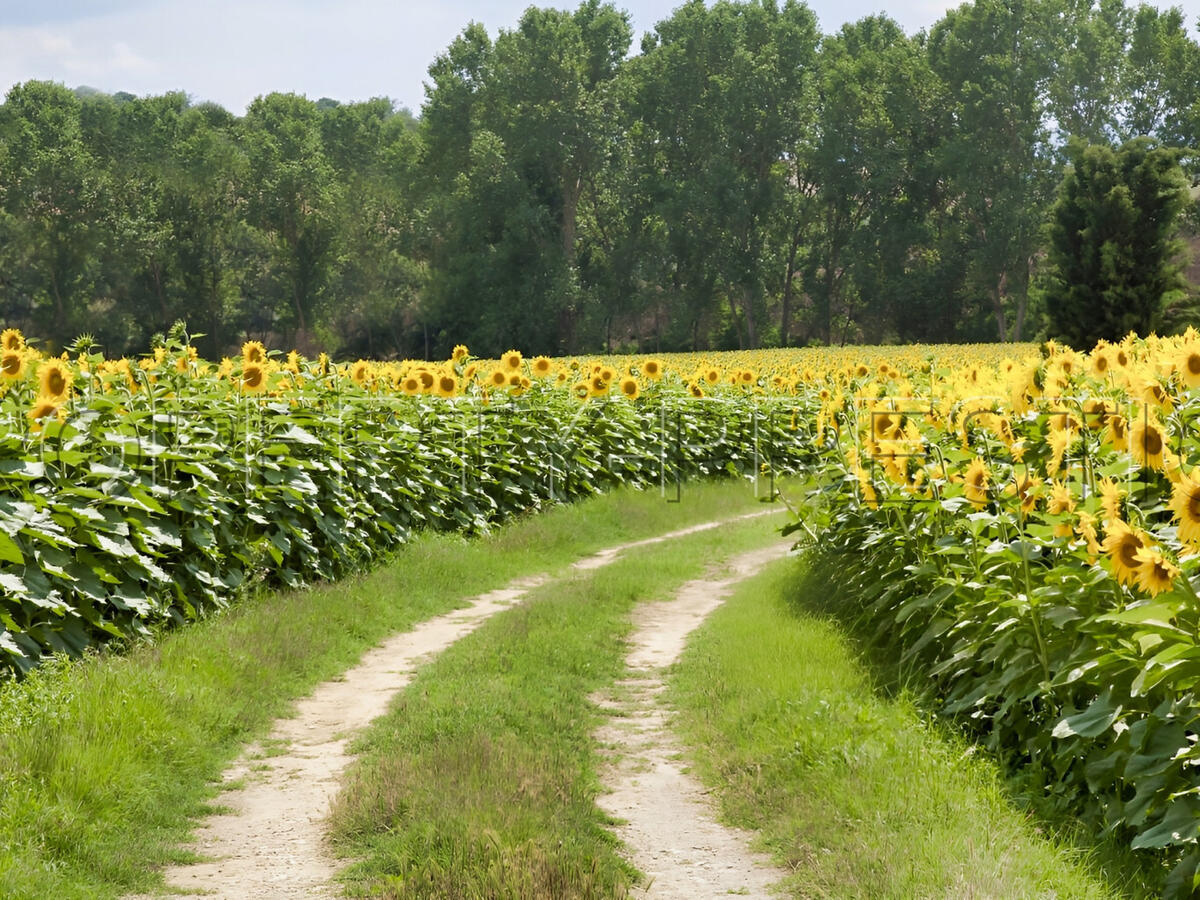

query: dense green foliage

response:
[0,0,1197,357]
[1046,138,1192,348]
[0,348,807,675]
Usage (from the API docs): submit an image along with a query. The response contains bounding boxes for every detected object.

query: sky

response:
[0,0,1193,116]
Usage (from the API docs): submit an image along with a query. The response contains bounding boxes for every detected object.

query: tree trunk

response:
[562,172,581,269]
[992,274,1008,343]
[741,285,758,349]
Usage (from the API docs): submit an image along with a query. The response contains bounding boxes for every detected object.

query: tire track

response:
[133,509,781,899]
[595,543,791,899]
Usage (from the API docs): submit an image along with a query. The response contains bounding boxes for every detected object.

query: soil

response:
[594,543,791,899]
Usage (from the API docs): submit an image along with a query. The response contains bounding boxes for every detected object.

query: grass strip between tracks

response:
[327,510,787,899]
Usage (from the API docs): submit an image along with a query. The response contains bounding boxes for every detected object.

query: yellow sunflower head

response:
[1179,347,1200,389]
[503,349,523,370]
[350,360,371,386]
[241,362,269,393]
[642,358,663,381]
[1133,546,1179,596]
[1170,473,1200,548]
[1101,519,1148,588]
[242,340,267,364]
[589,373,609,396]
[436,373,458,397]
[571,381,590,401]
[27,395,64,433]
[1,350,26,380]
[962,457,990,509]
[38,359,74,399]
[1129,413,1167,471]
[688,381,704,398]
[452,344,470,363]
[1,329,25,352]
[402,375,421,395]
[488,368,508,388]
[704,367,720,385]
[619,377,640,400]
[531,356,553,377]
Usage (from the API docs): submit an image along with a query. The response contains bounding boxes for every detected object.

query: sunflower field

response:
[11,321,1200,892]
[0,328,840,677]
[788,331,1200,896]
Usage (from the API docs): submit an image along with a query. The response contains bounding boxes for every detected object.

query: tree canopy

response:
[0,0,1197,358]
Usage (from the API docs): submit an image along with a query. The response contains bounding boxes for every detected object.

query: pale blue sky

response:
[0,0,1193,115]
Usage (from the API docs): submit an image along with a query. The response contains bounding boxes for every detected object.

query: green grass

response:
[0,479,775,900]
[667,559,1159,899]
[327,511,787,899]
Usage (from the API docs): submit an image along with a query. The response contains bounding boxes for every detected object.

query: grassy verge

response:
[327,511,787,899]
[668,559,1159,899]
[0,479,774,900]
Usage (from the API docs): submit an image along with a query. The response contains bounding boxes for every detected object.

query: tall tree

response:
[1044,138,1191,348]
[631,0,819,349]
[928,0,1061,342]
[240,93,340,348]
[0,81,107,346]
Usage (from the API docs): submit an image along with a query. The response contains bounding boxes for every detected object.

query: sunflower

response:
[642,358,663,381]
[1179,346,1200,389]
[1076,512,1102,560]
[1046,427,1071,477]
[688,381,704,398]
[1134,546,1179,596]
[464,363,479,383]
[1098,477,1124,523]
[436,373,458,397]
[401,375,421,395]
[1091,347,1112,378]
[1103,414,1129,453]
[507,372,522,387]
[571,381,590,400]
[1170,473,1200,547]
[739,369,756,386]
[963,456,989,509]
[350,360,371,386]
[1129,414,1167,470]
[589,374,609,396]
[619,377,640,400]
[488,368,508,388]
[503,349,523,370]
[241,362,268,393]
[704,367,720,385]
[38,359,73,398]
[27,395,63,432]
[418,370,435,391]
[317,352,331,376]
[1047,481,1076,516]
[452,344,470,363]
[599,365,617,384]
[242,340,267,364]
[1101,519,1148,588]
[531,356,552,377]
[1,328,24,352]
[1,350,25,380]
[871,410,902,441]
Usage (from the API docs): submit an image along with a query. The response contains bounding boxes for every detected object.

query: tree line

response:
[1,0,1198,360]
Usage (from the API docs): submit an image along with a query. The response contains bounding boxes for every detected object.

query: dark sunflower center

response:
[1,354,19,375]
[1119,536,1143,570]
[1142,429,1163,456]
